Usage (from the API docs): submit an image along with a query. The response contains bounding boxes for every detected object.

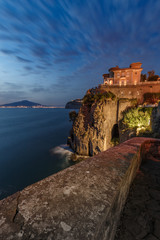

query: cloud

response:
[0,0,160,105]
[16,56,32,63]
[24,66,33,72]
[3,82,22,89]
[0,90,28,104]
[36,65,47,70]
[31,45,48,58]
[1,49,17,55]
[31,87,47,93]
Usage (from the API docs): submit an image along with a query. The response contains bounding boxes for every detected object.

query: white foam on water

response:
[50,144,74,161]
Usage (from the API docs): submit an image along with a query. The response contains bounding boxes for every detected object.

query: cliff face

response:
[65,99,82,109]
[68,89,137,156]
[68,100,117,155]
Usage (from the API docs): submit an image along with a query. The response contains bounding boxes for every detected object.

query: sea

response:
[0,108,75,200]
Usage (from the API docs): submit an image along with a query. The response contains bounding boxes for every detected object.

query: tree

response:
[69,111,78,122]
[147,70,159,81]
[141,73,147,82]
[148,75,159,81]
[148,70,155,78]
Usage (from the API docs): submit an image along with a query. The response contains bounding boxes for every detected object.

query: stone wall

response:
[100,82,160,103]
[0,137,160,240]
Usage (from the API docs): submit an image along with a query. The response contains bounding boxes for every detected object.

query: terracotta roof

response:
[102,73,109,77]
[108,66,119,72]
[108,62,143,72]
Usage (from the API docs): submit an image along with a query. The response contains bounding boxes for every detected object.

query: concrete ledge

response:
[0,137,160,240]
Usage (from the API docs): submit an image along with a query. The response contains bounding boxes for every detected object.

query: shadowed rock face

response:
[65,99,82,109]
[68,100,117,155]
[152,102,160,138]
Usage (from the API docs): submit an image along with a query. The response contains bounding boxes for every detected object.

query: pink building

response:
[103,62,143,86]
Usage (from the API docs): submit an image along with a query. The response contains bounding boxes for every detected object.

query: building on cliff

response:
[103,62,143,86]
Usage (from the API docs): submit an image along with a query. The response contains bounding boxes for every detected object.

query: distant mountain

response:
[1,100,42,107]
[65,99,82,109]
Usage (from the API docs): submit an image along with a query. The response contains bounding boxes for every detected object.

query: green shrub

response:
[122,107,152,129]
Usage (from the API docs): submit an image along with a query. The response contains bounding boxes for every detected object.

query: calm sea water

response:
[0,108,74,200]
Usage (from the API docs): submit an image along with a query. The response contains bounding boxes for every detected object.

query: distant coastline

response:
[0,100,64,108]
[0,106,64,109]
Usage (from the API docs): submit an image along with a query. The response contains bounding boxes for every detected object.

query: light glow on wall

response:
[134,81,137,85]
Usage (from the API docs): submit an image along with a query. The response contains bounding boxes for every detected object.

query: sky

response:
[0,0,160,106]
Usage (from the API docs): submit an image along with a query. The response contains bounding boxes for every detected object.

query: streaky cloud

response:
[16,56,32,63]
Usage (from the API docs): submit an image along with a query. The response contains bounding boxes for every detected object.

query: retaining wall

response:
[100,82,160,102]
[0,137,160,240]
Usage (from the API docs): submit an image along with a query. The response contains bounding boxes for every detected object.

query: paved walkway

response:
[115,148,160,240]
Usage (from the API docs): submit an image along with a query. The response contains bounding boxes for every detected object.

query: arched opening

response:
[111,124,119,146]
[112,124,119,139]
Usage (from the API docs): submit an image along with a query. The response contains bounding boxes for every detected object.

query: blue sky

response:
[0,0,160,106]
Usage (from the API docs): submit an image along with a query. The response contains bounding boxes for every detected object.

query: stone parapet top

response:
[101,81,160,87]
[0,137,160,240]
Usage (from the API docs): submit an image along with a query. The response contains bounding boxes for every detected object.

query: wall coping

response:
[99,81,160,88]
[0,137,160,240]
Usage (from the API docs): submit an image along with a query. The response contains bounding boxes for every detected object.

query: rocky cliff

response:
[69,100,117,155]
[65,99,82,109]
[68,89,136,156]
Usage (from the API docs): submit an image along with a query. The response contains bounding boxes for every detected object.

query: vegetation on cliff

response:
[83,90,116,106]
[120,106,153,138]
[69,111,78,122]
